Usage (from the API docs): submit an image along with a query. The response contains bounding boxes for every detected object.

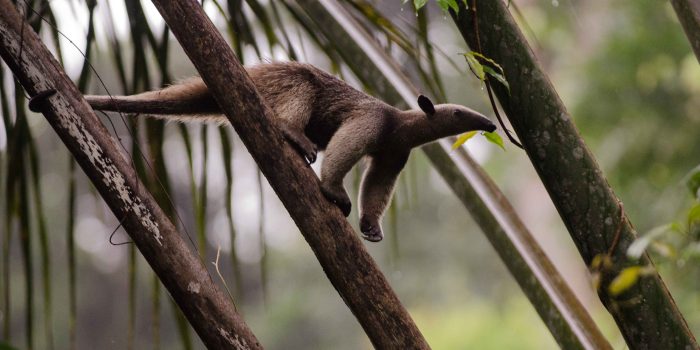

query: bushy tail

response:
[84,77,227,123]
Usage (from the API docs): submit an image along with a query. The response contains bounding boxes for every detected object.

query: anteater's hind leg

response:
[278,121,317,164]
[269,88,318,164]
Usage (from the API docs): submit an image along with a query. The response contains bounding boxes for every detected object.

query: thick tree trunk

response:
[0,1,260,349]
[148,0,429,348]
[452,1,697,349]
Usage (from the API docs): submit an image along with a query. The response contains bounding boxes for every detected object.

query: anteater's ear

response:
[417,95,435,117]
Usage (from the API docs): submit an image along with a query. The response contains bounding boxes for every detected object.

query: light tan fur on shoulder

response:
[84,62,496,242]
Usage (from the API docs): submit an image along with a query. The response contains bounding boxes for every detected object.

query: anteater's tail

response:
[84,77,228,123]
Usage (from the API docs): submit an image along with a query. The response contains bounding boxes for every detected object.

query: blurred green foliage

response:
[415,298,558,349]
[561,0,700,335]
[2,0,700,348]
[572,1,700,230]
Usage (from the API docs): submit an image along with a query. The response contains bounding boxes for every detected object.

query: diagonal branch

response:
[0,0,260,348]
[452,1,697,349]
[147,0,429,348]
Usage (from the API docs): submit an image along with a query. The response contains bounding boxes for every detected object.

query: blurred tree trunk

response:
[148,0,430,348]
[671,0,700,63]
[0,1,260,348]
[452,1,698,349]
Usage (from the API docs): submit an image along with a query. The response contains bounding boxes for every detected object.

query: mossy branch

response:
[451,1,697,348]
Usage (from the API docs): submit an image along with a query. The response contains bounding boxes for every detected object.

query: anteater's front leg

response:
[320,119,375,217]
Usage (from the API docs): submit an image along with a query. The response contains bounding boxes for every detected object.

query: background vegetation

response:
[1,0,699,348]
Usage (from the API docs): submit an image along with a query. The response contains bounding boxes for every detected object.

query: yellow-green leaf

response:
[590,254,611,271]
[451,131,477,150]
[608,266,647,296]
[484,131,505,150]
[608,266,642,296]
[590,254,604,270]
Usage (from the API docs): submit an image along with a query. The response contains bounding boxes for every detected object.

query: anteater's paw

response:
[301,142,318,164]
[360,216,383,242]
[290,135,317,164]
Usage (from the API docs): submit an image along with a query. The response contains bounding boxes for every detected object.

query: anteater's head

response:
[418,95,497,134]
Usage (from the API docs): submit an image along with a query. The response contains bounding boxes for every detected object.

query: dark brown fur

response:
[85,62,496,242]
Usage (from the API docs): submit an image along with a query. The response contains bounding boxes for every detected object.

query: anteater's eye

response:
[453,110,461,117]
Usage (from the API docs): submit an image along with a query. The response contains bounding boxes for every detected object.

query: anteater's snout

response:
[486,123,497,133]
[481,118,497,133]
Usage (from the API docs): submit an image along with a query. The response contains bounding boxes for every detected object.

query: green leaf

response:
[608,266,643,296]
[471,52,506,72]
[437,0,459,12]
[484,131,505,150]
[685,165,700,199]
[463,52,485,80]
[462,51,511,94]
[413,0,428,10]
[452,131,477,150]
[470,52,510,92]
[483,65,510,93]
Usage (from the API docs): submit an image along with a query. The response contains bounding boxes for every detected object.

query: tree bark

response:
[452,1,697,349]
[148,0,429,348]
[671,0,700,64]
[0,1,260,348]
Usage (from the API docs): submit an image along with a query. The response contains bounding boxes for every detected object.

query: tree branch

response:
[0,1,260,348]
[452,1,697,349]
[147,0,429,348]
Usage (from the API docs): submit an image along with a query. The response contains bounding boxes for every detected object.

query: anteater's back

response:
[248,62,379,148]
[85,62,384,147]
